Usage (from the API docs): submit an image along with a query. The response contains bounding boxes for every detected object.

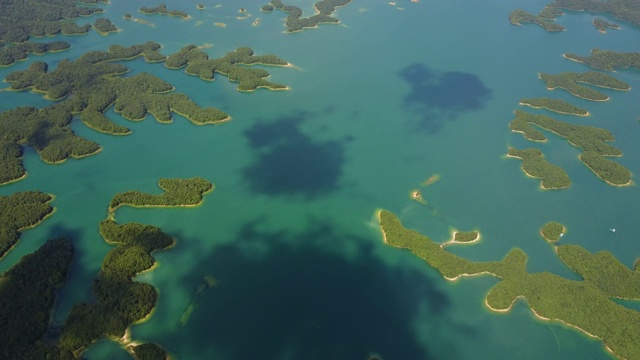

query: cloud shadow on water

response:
[399,63,492,132]
[158,221,472,360]
[242,112,345,199]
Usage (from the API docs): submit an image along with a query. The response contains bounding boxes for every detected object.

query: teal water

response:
[1,0,639,359]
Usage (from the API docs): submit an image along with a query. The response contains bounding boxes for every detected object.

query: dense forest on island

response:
[0,191,54,258]
[507,147,571,189]
[263,0,351,32]
[140,4,189,19]
[379,210,640,360]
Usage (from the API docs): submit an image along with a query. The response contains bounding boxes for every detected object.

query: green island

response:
[0,43,252,185]
[58,178,214,357]
[130,343,168,360]
[378,210,640,360]
[197,4,205,10]
[264,0,351,32]
[0,41,70,67]
[140,4,189,19]
[109,177,213,213]
[509,9,565,31]
[541,221,565,242]
[507,147,571,190]
[165,45,289,91]
[593,18,620,33]
[539,71,630,101]
[93,18,118,35]
[519,97,589,116]
[549,0,640,27]
[564,49,640,72]
[0,238,74,360]
[0,0,104,43]
[538,5,564,20]
[442,230,481,245]
[509,110,631,186]
[0,191,55,258]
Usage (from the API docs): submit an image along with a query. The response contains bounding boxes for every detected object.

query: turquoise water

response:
[1,0,639,359]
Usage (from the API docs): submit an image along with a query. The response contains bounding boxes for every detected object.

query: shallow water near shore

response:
[1,0,639,359]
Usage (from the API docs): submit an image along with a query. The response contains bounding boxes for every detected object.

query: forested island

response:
[507,147,571,189]
[509,9,565,31]
[564,49,640,72]
[93,18,118,35]
[165,45,289,91]
[0,191,55,258]
[0,0,119,66]
[109,177,213,213]
[539,71,630,101]
[519,98,588,116]
[263,0,351,32]
[549,0,640,27]
[59,178,214,357]
[593,18,620,33]
[0,238,74,359]
[140,4,189,19]
[509,110,631,186]
[378,210,640,360]
[0,41,70,66]
[541,221,565,243]
[0,42,290,185]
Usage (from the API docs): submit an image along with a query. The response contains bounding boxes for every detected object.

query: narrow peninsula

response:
[539,71,630,101]
[509,9,565,31]
[564,49,640,72]
[519,98,588,116]
[140,4,189,19]
[378,210,640,360]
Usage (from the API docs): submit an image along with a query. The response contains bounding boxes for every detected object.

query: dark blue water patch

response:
[242,112,345,199]
[399,63,492,132]
[158,221,472,360]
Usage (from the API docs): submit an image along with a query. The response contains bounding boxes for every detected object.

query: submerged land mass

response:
[378,210,640,360]
[564,49,640,72]
[0,191,55,258]
[59,178,214,358]
[140,4,189,19]
[519,98,589,116]
[263,0,351,32]
[509,110,631,186]
[507,147,571,190]
[509,9,565,31]
[539,71,630,101]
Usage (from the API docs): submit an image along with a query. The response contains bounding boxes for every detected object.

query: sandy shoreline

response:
[441,230,481,247]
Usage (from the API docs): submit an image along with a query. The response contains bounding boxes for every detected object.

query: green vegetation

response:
[165,45,289,91]
[453,231,480,243]
[379,210,640,360]
[509,10,565,31]
[131,343,168,360]
[0,0,105,43]
[520,98,588,116]
[564,49,640,72]
[539,71,630,101]
[550,0,640,27]
[580,151,632,186]
[140,4,189,18]
[265,0,351,32]
[109,177,213,213]
[538,6,564,20]
[93,18,118,35]
[541,221,564,242]
[0,238,74,360]
[507,147,571,189]
[60,178,214,354]
[0,41,70,67]
[510,110,631,186]
[0,191,55,258]
[593,18,620,32]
